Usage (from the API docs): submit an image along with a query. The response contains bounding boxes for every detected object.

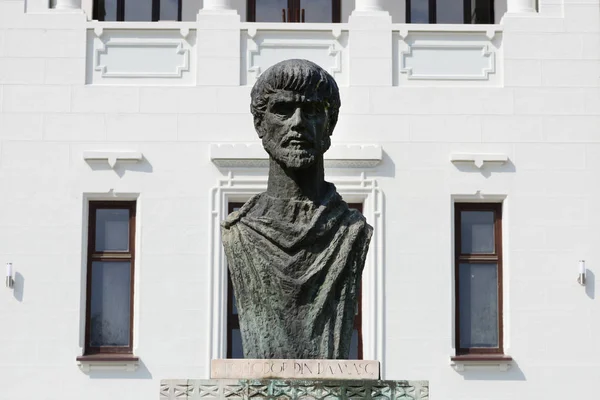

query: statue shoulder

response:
[221,193,262,229]
[343,203,373,234]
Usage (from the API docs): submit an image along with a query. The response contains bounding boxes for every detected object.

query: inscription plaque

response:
[211,359,380,380]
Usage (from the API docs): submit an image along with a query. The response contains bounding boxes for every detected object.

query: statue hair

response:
[250,59,341,138]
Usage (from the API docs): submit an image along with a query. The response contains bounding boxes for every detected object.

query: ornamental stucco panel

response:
[394,29,503,87]
[241,29,349,86]
[87,28,197,85]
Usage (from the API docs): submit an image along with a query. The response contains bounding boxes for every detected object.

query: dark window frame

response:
[93,0,182,21]
[84,201,137,356]
[247,0,341,23]
[406,0,494,24]
[454,202,503,356]
[226,201,362,359]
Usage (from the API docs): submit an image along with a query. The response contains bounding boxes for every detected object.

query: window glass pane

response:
[255,0,288,22]
[96,0,117,20]
[461,210,494,254]
[125,0,153,21]
[160,0,179,20]
[300,0,332,22]
[459,263,498,348]
[96,209,130,252]
[232,292,238,314]
[348,329,359,359]
[90,262,131,347]
[410,0,429,23]
[231,329,244,358]
[471,0,493,23]
[437,0,464,23]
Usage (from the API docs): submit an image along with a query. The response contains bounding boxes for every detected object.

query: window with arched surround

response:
[226,201,363,359]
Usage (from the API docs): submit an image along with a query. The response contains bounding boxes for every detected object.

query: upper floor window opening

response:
[407,0,494,23]
[94,0,182,21]
[247,0,341,23]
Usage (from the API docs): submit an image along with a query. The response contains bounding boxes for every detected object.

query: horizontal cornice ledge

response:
[450,355,513,372]
[210,143,382,168]
[450,153,508,169]
[83,151,143,169]
[76,354,140,373]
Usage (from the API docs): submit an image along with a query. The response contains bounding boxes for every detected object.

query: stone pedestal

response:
[160,379,429,400]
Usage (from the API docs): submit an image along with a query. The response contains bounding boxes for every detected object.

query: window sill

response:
[76,354,139,373]
[450,355,513,372]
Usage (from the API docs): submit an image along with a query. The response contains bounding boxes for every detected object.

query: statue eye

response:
[272,102,296,117]
[303,103,324,116]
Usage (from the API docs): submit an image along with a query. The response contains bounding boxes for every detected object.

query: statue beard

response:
[264,144,319,170]
[262,135,331,170]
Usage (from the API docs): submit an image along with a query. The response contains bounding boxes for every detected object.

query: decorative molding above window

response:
[450,153,508,168]
[450,355,513,372]
[83,151,143,168]
[210,143,382,168]
[76,355,139,373]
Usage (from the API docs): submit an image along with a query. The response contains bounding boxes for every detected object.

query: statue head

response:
[250,59,341,170]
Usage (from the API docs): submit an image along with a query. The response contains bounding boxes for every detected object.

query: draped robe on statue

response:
[221,183,373,359]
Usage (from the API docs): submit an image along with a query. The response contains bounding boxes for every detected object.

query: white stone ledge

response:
[450,153,508,168]
[240,22,349,31]
[83,151,143,168]
[392,23,503,33]
[87,21,197,30]
[85,21,500,34]
[211,143,382,168]
[76,355,139,373]
[450,355,513,372]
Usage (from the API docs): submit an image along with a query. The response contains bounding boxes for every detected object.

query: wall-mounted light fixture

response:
[6,263,14,289]
[578,260,586,286]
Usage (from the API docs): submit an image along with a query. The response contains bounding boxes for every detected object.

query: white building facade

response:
[1,0,599,398]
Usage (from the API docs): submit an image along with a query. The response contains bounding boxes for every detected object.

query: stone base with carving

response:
[159,379,429,400]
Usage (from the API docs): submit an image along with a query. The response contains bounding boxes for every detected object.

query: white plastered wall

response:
[1,0,600,399]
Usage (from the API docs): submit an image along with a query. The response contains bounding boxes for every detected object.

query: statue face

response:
[260,90,329,170]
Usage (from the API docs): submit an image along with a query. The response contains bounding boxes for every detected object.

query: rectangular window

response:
[454,203,503,355]
[226,201,362,359]
[407,0,494,23]
[94,0,181,21]
[247,0,341,23]
[84,201,136,355]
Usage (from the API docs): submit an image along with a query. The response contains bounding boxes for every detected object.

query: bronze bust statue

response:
[221,59,372,359]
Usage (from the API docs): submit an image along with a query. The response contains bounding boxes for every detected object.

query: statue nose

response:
[289,107,305,128]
